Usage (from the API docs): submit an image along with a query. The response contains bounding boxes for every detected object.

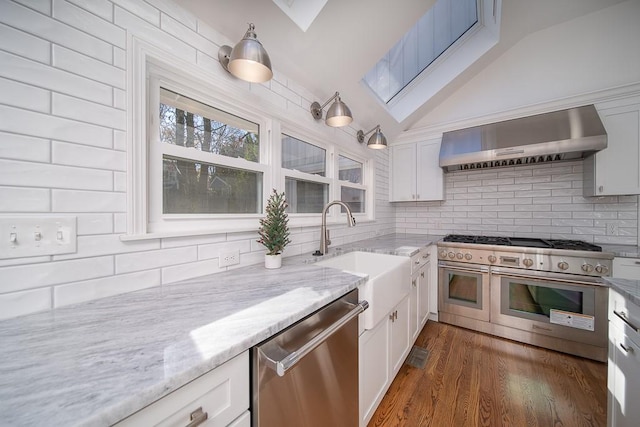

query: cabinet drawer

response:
[614,257,640,280]
[610,289,640,341]
[116,351,249,427]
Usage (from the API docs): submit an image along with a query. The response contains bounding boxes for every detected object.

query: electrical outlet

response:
[606,223,618,236]
[219,250,240,267]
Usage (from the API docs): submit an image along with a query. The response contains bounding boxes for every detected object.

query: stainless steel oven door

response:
[439,261,490,322]
[490,266,608,347]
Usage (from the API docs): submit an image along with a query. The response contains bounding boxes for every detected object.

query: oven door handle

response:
[263,300,368,377]
[439,262,490,274]
[490,267,603,286]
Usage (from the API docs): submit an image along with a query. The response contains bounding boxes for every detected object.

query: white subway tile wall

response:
[395,161,639,245]
[0,0,392,320]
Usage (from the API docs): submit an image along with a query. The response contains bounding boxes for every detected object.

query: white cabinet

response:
[608,289,640,427]
[359,294,412,427]
[585,98,640,196]
[410,247,431,341]
[115,351,249,427]
[614,257,640,280]
[390,139,444,202]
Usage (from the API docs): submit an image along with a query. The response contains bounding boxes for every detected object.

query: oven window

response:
[500,276,596,325]
[509,283,583,317]
[447,272,481,306]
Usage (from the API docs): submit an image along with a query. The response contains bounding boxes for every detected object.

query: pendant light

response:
[310,92,353,127]
[218,23,273,83]
[357,125,387,149]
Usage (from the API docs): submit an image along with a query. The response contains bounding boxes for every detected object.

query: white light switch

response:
[0,216,77,259]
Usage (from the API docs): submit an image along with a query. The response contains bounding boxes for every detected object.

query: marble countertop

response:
[604,277,640,306]
[601,244,640,258]
[0,233,436,426]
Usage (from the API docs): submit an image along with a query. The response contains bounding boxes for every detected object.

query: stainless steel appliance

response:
[439,104,607,172]
[438,235,614,361]
[252,289,368,426]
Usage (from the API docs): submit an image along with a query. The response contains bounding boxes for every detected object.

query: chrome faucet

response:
[315,200,356,256]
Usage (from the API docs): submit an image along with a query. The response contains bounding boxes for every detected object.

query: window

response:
[362,0,501,122]
[145,68,269,234]
[281,134,329,213]
[127,39,375,238]
[338,155,366,213]
[158,88,262,215]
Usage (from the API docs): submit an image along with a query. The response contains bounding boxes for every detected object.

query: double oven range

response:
[438,234,614,362]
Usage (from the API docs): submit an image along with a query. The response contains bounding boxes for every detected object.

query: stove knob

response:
[558,261,569,271]
[448,252,456,259]
[488,255,497,263]
[523,258,534,268]
[464,253,472,261]
[581,263,594,273]
[439,250,448,259]
[595,264,609,275]
[456,252,464,260]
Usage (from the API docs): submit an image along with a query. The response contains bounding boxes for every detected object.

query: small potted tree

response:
[257,189,291,269]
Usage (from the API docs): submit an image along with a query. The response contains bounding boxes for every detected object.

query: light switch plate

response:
[0,216,77,259]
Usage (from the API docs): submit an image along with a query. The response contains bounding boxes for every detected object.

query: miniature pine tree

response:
[257,189,291,255]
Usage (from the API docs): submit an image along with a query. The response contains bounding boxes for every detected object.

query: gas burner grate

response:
[442,234,602,252]
[548,239,602,252]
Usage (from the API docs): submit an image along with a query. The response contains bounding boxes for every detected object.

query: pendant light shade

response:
[310,92,353,127]
[218,23,273,83]
[357,125,388,149]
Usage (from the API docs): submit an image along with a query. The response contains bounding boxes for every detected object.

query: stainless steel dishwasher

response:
[252,289,368,426]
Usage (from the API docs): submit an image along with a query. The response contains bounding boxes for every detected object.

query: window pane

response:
[363,0,477,103]
[341,187,365,213]
[163,156,262,214]
[160,88,260,162]
[285,177,328,213]
[282,134,326,176]
[338,155,363,184]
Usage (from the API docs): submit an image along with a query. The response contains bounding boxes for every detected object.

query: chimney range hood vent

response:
[439,105,607,172]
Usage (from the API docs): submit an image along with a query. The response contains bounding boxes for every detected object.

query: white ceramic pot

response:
[264,253,282,269]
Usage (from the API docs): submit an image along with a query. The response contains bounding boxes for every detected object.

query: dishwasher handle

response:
[265,300,368,377]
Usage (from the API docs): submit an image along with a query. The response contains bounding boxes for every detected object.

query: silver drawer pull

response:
[186,407,208,427]
[614,310,640,333]
[635,261,640,265]
[620,343,634,354]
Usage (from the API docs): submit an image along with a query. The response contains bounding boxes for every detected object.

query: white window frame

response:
[125,37,273,238]
[125,36,376,240]
[336,153,369,214]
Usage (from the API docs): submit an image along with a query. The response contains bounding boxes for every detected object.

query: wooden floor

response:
[368,321,607,427]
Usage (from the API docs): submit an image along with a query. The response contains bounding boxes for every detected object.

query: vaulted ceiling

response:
[180,0,627,140]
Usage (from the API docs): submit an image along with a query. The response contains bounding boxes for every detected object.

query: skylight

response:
[363,0,501,122]
[364,0,477,104]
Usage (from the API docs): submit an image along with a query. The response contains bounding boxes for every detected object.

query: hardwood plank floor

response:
[368,321,607,427]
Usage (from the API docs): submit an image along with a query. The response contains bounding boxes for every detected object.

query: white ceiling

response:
[179,0,627,140]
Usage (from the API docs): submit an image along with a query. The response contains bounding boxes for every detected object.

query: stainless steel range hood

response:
[439,105,607,172]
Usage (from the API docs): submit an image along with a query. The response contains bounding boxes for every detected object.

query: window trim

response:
[125,36,376,240]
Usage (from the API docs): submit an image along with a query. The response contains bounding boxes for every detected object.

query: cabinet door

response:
[418,261,431,328]
[613,257,640,280]
[115,351,249,427]
[359,316,390,427]
[593,103,640,196]
[410,272,419,341]
[390,295,411,376]
[608,323,640,427]
[416,139,444,201]
[390,144,416,201]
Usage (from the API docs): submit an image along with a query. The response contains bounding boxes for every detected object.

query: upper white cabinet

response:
[390,138,444,202]
[585,97,640,196]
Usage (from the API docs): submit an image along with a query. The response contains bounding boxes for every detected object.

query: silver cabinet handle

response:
[265,301,368,377]
[421,272,425,278]
[186,407,208,427]
[412,279,417,287]
[635,261,640,265]
[620,342,634,354]
[614,310,640,333]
